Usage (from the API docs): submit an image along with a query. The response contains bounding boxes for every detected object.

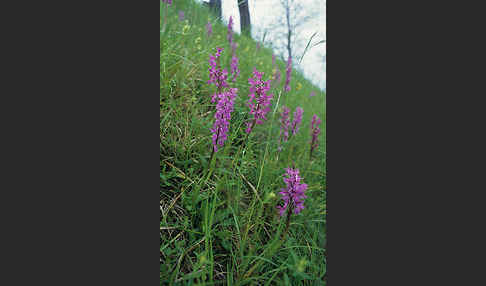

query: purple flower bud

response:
[178,10,184,21]
[290,107,303,135]
[310,91,316,97]
[272,68,281,89]
[230,55,240,83]
[284,56,292,92]
[206,21,212,37]
[279,106,291,143]
[227,16,233,44]
[310,114,322,157]
[231,41,237,55]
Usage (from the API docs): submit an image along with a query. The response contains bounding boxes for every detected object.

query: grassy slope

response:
[161,1,326,285]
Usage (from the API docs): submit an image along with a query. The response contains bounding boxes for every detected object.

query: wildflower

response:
[310,114,322,158]
[264,191,277,203]
[296,82,302,91]
[277,167,308,216]
[162,0,172,4]
[211,88,237,152]
[246,68,273,133]
[290,107,303,135]
[178,10,184,21]
[182,24,190,35]
[273,68,281,88]
[208,47,229,101]
[206,21,212,37]
[199,254,207,264]
[207,48,237,156]
[231,41,237,55]
[279,106,291,143]
[297,258,307,273]
[230,55,240,83]
[227,16,234,44]
[284,56,292,92]
[310,91,316,97]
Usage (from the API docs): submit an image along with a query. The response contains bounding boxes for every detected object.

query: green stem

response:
[237,117,255,172]
[244,205,292,279]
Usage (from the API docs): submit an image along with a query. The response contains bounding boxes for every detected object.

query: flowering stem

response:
[208,112,222,173]
[255,118,271,191]
[237,117,256,171]
[282,203,294,239]
[208,147,215,168]
[240,98,261,157]
[244,118,256,142]
[274,91,283,161]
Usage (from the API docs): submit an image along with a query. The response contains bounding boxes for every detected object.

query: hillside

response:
[161,0,326,284]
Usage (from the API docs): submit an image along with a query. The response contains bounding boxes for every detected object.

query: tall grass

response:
[161,1,326,284]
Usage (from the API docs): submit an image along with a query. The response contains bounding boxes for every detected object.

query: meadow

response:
[161,0,326,284]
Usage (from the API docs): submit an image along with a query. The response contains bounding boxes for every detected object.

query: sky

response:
[199,0,326,90]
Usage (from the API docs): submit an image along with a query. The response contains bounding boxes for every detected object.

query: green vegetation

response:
[161,1,326,284]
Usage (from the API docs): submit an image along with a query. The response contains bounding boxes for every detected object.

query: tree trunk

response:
[209,0,222,21]
[238,0,251,37]
[285,0,292,61]
[287,29,292,61]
